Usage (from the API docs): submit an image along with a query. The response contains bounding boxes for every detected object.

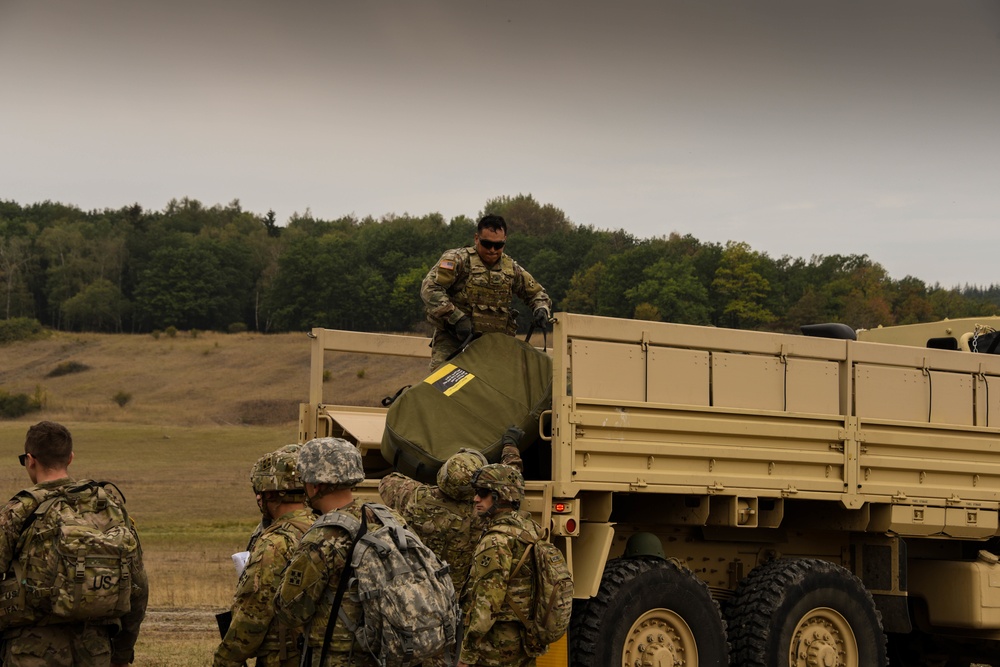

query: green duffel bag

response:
[381,332,553,484]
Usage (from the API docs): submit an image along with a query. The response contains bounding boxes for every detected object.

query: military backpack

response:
[2,480,139,626]
[313,502,458,667]
[489,524,574,656]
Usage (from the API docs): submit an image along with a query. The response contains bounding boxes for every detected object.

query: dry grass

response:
[0,329,431,666]
[0,329,430,426]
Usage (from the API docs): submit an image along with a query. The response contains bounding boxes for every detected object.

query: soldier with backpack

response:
[458,463,572,667]
[214,444,315,667]
[458,463,541,667]
[274,437,457,667]
[0,421,148,667]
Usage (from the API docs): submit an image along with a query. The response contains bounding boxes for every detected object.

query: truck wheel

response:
[571,556,728,667]
[725,558,887,667]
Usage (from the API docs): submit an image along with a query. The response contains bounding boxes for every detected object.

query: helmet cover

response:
[251,444,305,493]
[437,448,488,500]
[470,463,524,505]
[296,437,365,488]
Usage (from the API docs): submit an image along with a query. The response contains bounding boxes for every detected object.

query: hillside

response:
[0,329,432,426]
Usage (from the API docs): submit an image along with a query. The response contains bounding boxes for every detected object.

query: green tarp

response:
[381,333,553,484]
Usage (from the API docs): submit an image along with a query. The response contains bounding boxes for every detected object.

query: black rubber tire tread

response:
[570,556,729,667]
[724,558,888,667]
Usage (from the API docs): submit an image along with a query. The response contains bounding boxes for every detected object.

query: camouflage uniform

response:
[214,507,316,667]
[274,500,401,667]
[421,246,551,368]
[273,438,386,667]
[0,477,148,667]
[460,509,542,667]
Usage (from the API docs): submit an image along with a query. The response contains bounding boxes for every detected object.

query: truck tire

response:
[571,556,729,667]
[725,558,887,667]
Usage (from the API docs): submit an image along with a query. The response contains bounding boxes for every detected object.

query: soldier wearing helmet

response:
[458,463,544,667]
[214,444,315,667]
[274,438,403,667]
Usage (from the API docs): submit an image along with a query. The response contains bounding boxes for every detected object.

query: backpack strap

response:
[309,511,361,538]
[316,507,369,667]
[13,486,64,557]
[362,503,408,550]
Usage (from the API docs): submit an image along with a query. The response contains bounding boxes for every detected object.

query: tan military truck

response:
[299,313,1000,667]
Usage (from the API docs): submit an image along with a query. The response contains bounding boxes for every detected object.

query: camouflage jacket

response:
[377,474,482,596]
[459,509,542,666]
[421,247,551,335]
[0,476,148,664]
[273,500,402,664]
[214,507,316,667]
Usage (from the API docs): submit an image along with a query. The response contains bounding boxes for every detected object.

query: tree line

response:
[1,194,997,336]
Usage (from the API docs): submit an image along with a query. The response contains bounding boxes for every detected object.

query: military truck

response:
[298,313,1000,667]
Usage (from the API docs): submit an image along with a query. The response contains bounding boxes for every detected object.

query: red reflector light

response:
[554,502,567,513]
[565,518,577,533]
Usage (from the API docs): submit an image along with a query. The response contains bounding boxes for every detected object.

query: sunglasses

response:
[478,238,505,251]
[473,487,492,498]
[18,453,28,466]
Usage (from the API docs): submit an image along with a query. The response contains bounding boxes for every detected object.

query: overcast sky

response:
[2,0,999,288]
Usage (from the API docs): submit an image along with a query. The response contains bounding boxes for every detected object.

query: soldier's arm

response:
[420,250,467,325]
[213,534,287,666]
[512,263,552,314]
[112,524,148,665]
[500,446,524,473]
[273,537,336,629]
[459,537,513,665]
[0,497,31,573]
[377,473,423,518]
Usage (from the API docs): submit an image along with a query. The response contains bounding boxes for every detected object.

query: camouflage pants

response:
[429,329,462,370]
[2,624,111,667]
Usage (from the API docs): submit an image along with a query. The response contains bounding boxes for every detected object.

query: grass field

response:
[0,328,431,665]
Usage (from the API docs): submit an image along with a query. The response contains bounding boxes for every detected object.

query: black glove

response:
[452,315,474,340]
[501,425,524,447]
[533,307,550,328]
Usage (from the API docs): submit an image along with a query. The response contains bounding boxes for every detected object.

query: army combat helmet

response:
[470,463,524,510]
[437,448,489,500]
[251,444,305,495]
[296,437,365,489]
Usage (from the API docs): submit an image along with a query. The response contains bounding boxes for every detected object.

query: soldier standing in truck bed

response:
[421,214,552,369]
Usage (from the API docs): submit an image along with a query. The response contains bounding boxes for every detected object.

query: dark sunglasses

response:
[18,453,28,466]
[478,238,505,251]
[473,487,492,498]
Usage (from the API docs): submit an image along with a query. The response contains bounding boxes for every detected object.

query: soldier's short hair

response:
[478,215,507,235]
[24,421,73,468]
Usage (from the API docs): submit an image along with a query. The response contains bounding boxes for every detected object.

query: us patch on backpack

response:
[314,502,459,667]
[492,525,574,656]
[12,480,139,623]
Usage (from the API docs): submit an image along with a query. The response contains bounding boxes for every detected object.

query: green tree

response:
[133,238,248,330]
[481,194,572,237]
[712,241,775,329]
[0,233,34,319]
[61,279,131,332]
[625,256,710,324]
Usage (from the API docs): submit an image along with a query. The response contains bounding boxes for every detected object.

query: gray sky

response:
[3,0,999,287]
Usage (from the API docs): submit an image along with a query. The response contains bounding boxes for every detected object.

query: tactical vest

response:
[451,250,518,335]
